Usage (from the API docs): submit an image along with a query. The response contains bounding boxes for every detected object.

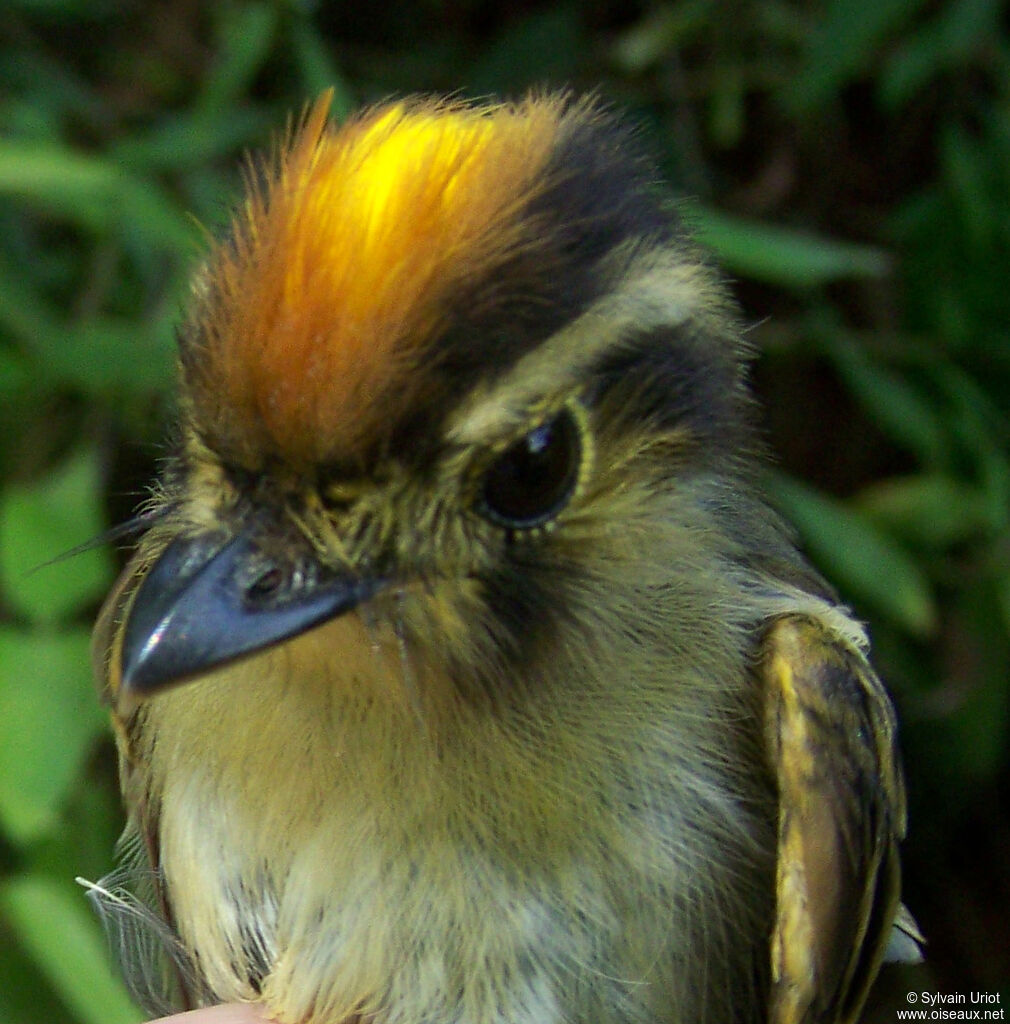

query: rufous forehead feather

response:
[190,92,567,466]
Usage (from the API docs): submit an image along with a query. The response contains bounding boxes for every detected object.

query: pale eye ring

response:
[477,408,582,529]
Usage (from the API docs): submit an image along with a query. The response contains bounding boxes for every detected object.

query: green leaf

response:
[0,875,141,1024]
[934,367,1010,530]
[198,2,279,118]
[0,142,196,252]
[767,473,937,637]
[854,474,995,549]
[0,348,33,394]
[939,580,1010,780]
[0,447,113,624]
[998,571,1010,637]
[3,0,110,11]
[879,0,1002,108]
[785,0,927,112]
[50,312,178,395]
[689,207,891,288]
[0,251,66,363]
[820,332,948,465]
[290,19,356,119]
[28,758,126,895]
[707,63,745,149]
[111,108,267,172]
[0,251,178,398]
[0,627,106,842]
[0,142,117,207]
[940,125,994,248]
[468,5,586,93]
[610,1,713,73]
[0,920,76,1024]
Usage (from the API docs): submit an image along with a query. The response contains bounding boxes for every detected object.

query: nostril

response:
[246,566,285,604]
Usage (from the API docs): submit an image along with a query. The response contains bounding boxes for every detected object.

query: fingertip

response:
[150,1003,271,1024]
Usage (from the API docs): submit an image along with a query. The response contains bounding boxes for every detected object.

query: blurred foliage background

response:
[1,1,1008,1021]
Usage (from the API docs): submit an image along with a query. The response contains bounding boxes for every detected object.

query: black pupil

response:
[480,410,580,528]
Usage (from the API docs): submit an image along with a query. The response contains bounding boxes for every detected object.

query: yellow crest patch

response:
[193,91,566,467]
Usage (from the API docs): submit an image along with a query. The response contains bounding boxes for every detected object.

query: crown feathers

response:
[184,92,573,468]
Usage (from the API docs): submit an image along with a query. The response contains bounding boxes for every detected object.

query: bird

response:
[90,90,921,1024]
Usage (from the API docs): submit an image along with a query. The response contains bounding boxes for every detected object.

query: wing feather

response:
[761,615,915,1024]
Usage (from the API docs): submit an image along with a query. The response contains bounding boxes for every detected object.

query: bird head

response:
[99,91,773,722]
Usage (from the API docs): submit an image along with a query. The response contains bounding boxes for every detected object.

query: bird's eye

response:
[478,408,582,529]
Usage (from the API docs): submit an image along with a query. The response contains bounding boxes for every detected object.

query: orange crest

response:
[190,92,566,467]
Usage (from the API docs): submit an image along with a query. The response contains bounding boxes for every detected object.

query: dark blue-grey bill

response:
[119,533,384,697]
